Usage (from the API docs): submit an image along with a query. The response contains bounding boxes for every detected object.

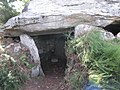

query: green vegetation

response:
[0,0,19,24]
[0,0,30,24]
[0,49,31,90]
[67,30,120,90]
[69,70,86,90]
[21,0,30,3]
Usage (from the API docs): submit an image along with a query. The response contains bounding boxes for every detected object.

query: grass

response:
[67,30,120,90]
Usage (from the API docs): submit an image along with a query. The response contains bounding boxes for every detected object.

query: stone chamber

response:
[33,33,67,75]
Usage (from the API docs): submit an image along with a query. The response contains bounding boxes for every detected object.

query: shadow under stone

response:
[104,23,120,36]
[33,34,67,75]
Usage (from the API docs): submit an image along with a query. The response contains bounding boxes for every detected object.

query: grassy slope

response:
[67,30,120,90]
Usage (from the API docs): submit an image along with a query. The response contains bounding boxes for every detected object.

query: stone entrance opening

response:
[33,34,67,75]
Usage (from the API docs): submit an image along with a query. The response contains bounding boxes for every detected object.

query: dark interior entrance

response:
[104,23,120,36]
[33,34,67,75]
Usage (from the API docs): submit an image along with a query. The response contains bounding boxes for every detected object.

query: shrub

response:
[67,30,120,89]
[0,53,29,90]
[0,0,19,24]
[69,70,86,90]
[0,42,32,90]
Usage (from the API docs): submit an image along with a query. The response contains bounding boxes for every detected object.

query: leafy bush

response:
[65,40,88,90]
[67,30,120,89]
[0,53,29,90]
[0,44,32,90]
[0,0,19,24]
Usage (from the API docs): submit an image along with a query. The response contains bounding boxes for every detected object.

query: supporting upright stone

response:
[75,24,95,38]
[20,34,44,77]
[20,34,40,63]
[75,24,115,40]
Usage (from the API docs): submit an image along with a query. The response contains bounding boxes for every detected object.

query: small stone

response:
[51,58,58,63]
[31,65,40,77]
[14,43,21,53]
[38,86,40,88]
[116,32,120,39]
[101,31,115,40]
[46,86,49,88]
[0,45,4,54]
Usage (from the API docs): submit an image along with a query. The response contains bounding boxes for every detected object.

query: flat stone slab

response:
[2,0,120,36]
[20,34,40,64]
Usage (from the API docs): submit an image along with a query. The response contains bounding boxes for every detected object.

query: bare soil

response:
[23,64,68,90]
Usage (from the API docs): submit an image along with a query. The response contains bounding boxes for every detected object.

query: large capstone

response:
[1,0,120,36]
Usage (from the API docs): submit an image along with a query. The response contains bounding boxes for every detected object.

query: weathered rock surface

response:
[20,34,45,77]
[0,29,4,36]
[101,30,115,40]
[2,0,120,36]
[0,45,4,54]
[116,32,120,38]
[31,65,44,77]
[13,43,21,53]
[75,24,99,38]
[75,24,115,40]
[20,34,40,63]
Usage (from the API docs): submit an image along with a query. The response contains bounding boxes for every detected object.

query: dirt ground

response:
[23,64,68,90]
